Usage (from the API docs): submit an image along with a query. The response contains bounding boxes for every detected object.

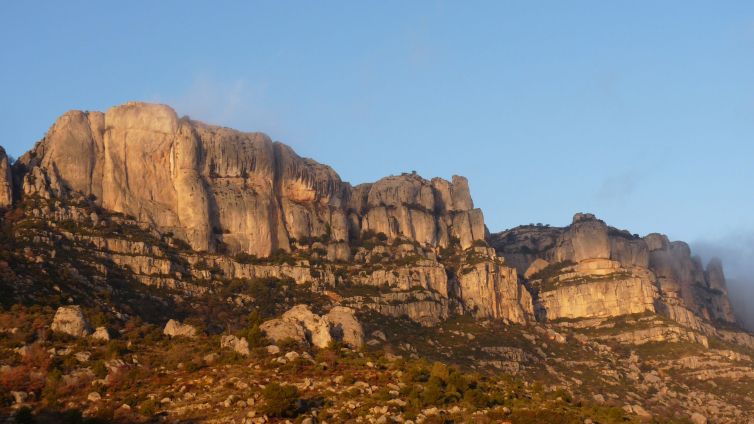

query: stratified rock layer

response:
[491,214,737,327]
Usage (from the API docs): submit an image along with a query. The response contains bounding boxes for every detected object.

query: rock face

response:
[351,174,486,250]
[491,213,737,327]
[51,306,90,337]
[17,102,485,257]
[0,146,12,207]
[163,319,197,338]
[457,260,534,323]
[536,273,658,320]
[4,103,740,338]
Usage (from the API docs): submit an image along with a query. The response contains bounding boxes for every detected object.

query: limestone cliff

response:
[4,102,740,336]
[491,213,737,327]
[15,102,485,257]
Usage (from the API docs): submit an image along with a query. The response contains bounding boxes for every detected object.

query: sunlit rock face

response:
[16,102,485,257]
[352,174,486,250]
[491,213,737,325]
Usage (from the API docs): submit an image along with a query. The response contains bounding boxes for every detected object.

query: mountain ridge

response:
[1,101,753,423]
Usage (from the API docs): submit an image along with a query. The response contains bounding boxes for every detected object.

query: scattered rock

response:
[51,305,90,337]
[11,391,28,404]
[91,326,110,341]
[221,335,250,356]
[203,353,219,363]
[87,392,102,402]
[266,345,281,355]
[163,319,197,338]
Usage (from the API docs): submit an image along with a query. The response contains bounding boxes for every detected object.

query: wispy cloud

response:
[693,231,754,331]
[595,171,640,202]
[152,75,282,136]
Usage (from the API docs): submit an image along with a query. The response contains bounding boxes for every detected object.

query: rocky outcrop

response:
[351,174,486,250]
[51,306,90,337]
[260,305,365,348]
[259,318,307,345]
[220,335,250,356]
[457,260,534,323]
[350,290,450,327]
[325,306,364,348]
[163,319,198,338]
[492,213,737,328]
[646,235,736,323]
[281,305,333,348]
[16,102,484,257]
[0,146,12,207]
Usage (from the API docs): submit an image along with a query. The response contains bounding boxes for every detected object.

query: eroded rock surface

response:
[17,102,485,257]
[51,306,90,337]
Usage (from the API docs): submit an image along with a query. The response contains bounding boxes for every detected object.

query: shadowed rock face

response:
[0,146,12,207]
[16,102,485,257]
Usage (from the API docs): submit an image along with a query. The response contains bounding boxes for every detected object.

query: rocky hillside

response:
[0,102,753,423]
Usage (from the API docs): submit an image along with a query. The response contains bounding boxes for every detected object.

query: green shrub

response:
[139,398,158,416]
[92,360,108,379]
[260,383,300,417]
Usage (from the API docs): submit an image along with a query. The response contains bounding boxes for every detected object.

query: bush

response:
[260,383,300,417]
[462,388,490,408]
[139,398,158,416]
[239,309,266,348]
[14,407,34,424]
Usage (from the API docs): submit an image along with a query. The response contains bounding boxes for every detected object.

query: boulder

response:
[282,305,334,348]
[91,326,110,341]
[11,391,28,405]
[163,319,197,338]
[326,306,365,348]
[51,306,90,337]
[221,335,250,356]
[260,319,307,345]
[261,305,367,349]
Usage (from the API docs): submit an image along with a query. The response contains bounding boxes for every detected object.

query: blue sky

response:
[2,1,753,246]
